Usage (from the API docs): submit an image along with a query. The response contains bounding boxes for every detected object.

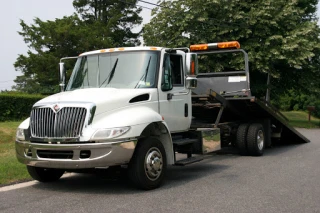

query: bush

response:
[0,93,45,121]
[293,104,300,111]
[272,89,320,118]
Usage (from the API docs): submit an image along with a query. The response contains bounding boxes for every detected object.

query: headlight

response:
[91,127,130,141]
[16,128,26,141]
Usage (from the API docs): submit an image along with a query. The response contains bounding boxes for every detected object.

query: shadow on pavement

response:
[30,162,229,194]
[29,131,312,193]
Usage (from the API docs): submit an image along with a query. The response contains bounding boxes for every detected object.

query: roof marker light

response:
[217,41,240,49]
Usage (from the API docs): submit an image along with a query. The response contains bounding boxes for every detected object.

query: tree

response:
[14,16,91,94]
[73,0,142,47]
[14,0,142,94]
[143,0,320,97]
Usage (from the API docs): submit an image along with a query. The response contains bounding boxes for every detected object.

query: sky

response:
[0,0,153,91]
[0,1,319,91]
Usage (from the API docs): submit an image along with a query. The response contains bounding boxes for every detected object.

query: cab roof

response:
[79,46,163,56]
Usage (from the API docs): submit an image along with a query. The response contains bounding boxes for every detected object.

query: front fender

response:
[92,106,164,138]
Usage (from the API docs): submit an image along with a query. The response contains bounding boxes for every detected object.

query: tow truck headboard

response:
[189,42,251,97]
[194,70,251,97]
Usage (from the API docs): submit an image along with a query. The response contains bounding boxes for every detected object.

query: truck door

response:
[158,52,192,132]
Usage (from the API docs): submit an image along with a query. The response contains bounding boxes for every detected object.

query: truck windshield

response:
[66,51,159,91]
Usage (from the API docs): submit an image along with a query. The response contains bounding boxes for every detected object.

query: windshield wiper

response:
[100,58,119,87]
[144,56,151,82]
[135,56,151,88]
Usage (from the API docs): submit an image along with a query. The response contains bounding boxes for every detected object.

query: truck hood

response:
[35,88,157,115]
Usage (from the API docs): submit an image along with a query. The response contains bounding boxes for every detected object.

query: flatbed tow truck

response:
[15,41,309,190]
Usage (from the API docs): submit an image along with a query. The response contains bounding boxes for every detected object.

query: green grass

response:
[0,121,31,186]
[282,111,320,128]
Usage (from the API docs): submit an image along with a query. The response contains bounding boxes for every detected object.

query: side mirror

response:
[185,53,198,76]
[161,69,173,91]
[59,62,66,92]
[185,53,198,89]
[186,76,197,89]
[161,54,173,91]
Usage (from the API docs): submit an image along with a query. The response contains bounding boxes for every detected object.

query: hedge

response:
[271,91,320,118]
[0,93,45,122]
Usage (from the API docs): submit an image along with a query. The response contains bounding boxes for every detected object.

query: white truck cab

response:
[15,46,204,189]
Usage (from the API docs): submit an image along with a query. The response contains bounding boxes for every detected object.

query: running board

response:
[174,156,204,166]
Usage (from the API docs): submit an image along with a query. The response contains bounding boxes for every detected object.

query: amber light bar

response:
[190,41,240,51]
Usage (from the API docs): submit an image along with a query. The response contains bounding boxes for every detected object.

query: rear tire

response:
[236,123,249,155]
[128,137,167,190]
[27,166,65,182]
[247,123,265,156]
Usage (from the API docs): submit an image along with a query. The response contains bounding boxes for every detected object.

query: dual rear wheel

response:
[237,123,265,156]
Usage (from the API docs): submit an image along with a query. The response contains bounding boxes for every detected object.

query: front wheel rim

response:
[144,147,163,181]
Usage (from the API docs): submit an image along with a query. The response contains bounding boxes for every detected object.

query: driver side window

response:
[170,54,183,86]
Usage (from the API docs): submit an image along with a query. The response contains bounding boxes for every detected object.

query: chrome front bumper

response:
[15,140,136,169]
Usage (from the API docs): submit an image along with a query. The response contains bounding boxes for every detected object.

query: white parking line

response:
[0,173,75,192]
[0,181,37,192]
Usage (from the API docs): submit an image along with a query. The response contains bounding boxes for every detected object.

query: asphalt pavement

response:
[0,128,319,213]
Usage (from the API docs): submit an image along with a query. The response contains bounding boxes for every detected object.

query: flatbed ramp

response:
[192,76,310,144]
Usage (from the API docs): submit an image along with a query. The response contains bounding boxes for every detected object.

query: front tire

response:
[27,166,65,182]
[128,137,167,190]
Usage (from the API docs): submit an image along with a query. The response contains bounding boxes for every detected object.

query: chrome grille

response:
[30,107,87,138]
